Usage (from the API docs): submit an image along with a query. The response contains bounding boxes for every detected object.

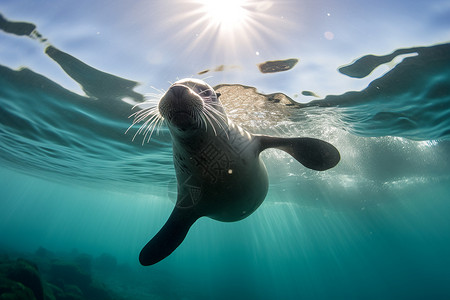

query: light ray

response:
[158,0,289,65]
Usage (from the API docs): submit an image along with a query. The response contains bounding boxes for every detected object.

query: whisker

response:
[155,116,165,136]
[203,104,229,139]
[202,110,217,136]
[125,109,154,135]
[200,75,214,82]
[196,108,208,133]
[197,87,216,96]
[199,111,208,133]
[128,105,157,122]
[142,116,163,145]
[136,116,155,135]
[126,111,155,136]
[126,102,165,144]
[133,108,159,125]
[204,103,227,122]
[138,115,162,144]
[149,86,166,95]
[205,103,227,120]
[209,112,229,138]
[138,113,161,135]
[132,116,155,141]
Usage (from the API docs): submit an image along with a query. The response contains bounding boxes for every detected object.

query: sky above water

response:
[1,0,449,100]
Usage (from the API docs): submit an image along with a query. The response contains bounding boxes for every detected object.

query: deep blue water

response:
[1,10,450,300]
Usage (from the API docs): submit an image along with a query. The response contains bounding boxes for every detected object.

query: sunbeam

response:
[160,0,285,65]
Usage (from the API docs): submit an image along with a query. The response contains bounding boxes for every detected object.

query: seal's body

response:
[138,79,340,266]
[172,119,268,222]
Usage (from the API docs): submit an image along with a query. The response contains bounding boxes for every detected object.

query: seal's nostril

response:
[169,85,188,97]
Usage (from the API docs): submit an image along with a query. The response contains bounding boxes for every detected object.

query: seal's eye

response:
[198,87,217,102]
[202,89,212,97]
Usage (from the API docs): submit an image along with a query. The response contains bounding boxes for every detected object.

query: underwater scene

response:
[1,0,450,299]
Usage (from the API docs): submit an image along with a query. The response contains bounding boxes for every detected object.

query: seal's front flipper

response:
[139,207,199,266]
[258,135,340,171]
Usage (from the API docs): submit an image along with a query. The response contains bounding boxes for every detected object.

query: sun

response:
[198,0,248,30]
[162,0,281,65]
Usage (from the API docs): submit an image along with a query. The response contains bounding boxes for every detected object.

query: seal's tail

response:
[139,207,199,266]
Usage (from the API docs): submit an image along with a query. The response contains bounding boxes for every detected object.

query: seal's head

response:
[158,78,226,135]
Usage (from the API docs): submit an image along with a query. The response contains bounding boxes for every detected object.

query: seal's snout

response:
[169,84,189,98]
[162,84,190,107]
[158,84,204,130]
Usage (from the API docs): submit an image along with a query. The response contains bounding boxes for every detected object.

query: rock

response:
[63,284,84,300]
[1,251,123,300]
[0,277,37,300]
[0,259,44,300]
[49,260,91,289]
[85,281,112,300]
[35,247,53,259]
[74,254,92,274]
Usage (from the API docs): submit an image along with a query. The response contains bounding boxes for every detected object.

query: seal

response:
[135,78,340,266]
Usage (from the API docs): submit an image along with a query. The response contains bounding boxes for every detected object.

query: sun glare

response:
[199,0,248,30]
[165,0,281,65]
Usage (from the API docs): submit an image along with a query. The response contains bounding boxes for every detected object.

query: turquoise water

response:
[1,3,450,300]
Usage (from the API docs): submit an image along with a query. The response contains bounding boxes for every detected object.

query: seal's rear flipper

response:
[258,135,340,171]
[139,207,199,266]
